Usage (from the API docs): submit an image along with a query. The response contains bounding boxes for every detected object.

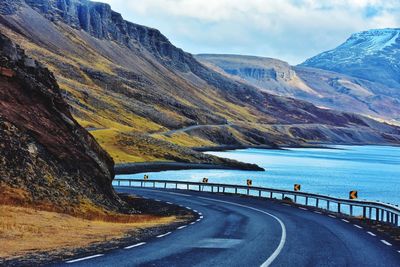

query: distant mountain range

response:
[301,28,400,89]
[198,29,400,123]
[1,0,400,170]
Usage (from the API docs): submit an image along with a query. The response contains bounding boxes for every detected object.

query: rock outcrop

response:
[0,32,123,214]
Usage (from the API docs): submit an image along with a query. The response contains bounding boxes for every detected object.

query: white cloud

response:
[101,0,400,64]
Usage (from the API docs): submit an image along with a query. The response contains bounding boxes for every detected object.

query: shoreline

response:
[115,162,264,175]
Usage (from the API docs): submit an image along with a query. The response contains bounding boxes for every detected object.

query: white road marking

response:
[353,225,363,229]
[341,219,350,223]
[154,199,161,202]
[124,242,146,249]
[397,250,400,254]
[328,215,336,218]
[367,231,376,236]
[380,240,392,246]
[166,202,173,205]
[177,225,187,230]
[196,219,201,222]
[198,212,202,215]
[313,211,322,214]
[193,210,198,212]
[157,232,171,238]
[186,207,192,210]
[167,192,191,197]
[66,254,104,263]
[198,196,286,267]
[282,204,291,207]
[299,207,308,210]
[190,222,196,225]
[200,216,204,219]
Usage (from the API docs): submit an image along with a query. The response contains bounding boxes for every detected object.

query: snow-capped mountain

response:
[301,28,400,89]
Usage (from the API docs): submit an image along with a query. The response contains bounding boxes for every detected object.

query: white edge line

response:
[177,225,187,230]
[353,224,362,229]
[66,254,104,263]
[198,196,286,267]
[167,192,191,197]
[157,232,171,238]
[380,240,392,246]
[367,231,376,236]
[124,242,146,249]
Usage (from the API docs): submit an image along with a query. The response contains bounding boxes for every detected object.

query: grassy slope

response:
[0,22,262,164]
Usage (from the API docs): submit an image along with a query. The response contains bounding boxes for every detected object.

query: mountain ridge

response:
[1,0,400,167]
[301,28,400,89]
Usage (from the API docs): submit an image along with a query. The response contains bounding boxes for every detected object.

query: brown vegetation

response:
[0,205,176,260]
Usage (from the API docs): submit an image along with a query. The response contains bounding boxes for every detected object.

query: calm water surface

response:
[117,145,400,205]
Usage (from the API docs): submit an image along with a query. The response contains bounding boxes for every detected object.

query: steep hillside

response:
[301,28,400,89]
[197,54,400,123]
[0,32,123,214]
[1,0,400,165]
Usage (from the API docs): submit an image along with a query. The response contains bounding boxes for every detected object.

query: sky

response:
[101,0,400,64]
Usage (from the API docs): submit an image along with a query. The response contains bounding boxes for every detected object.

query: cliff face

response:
[0,32,122,213]
[1,0,400,165]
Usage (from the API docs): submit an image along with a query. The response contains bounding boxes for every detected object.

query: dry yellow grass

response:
[0,205,176,259]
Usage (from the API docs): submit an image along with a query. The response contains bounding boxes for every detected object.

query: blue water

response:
[117,145,400,205]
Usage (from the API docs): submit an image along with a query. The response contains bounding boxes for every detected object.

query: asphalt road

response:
[55,188,400,267]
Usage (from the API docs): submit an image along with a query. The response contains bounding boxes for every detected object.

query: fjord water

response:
[118,145,400,205]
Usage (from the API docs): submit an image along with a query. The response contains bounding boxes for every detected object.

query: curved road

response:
[55,188,400,267]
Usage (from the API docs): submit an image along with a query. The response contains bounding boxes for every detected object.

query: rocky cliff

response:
[1,0,400,165]
[0,32,124,214]
[198,54,400,123]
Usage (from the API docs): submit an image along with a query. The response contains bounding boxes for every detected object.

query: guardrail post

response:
[223,187,226,193]
[153,182,155,188]
[305,197,308,206]
[270,192,273,199]
[118,180,121,186]
[164,182,167,189]
[327,201,330,211]
[381,209,384,222]
[199,185,201,191]
[259,190,261,197]
[211,186,214,193]
[235,187,238,194]
[282,193,284,200]
[218,186,220,193]
[369,207,372,219]
[316,198,319,208]
[350,205,353,216]
[386,211,390,223]
[187,184,189,190]
[247,188,250,195]
[338,203,341,213]
[140,181,143,187]
[362,207,366,219]
[395,214,399,226]
[175,183,178,189]
[376,208,380,221]
[294,195,297,203]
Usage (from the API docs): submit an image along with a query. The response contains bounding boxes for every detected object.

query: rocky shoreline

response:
[115,161,265,175]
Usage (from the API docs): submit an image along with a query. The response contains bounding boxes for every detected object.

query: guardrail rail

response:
[113,179,400,227]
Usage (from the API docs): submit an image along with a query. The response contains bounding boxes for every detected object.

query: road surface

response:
[53,188,400,267]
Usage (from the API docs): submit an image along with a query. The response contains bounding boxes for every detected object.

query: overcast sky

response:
[101,0,400,65]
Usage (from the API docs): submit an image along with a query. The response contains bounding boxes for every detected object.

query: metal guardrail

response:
[113,179,400,227]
